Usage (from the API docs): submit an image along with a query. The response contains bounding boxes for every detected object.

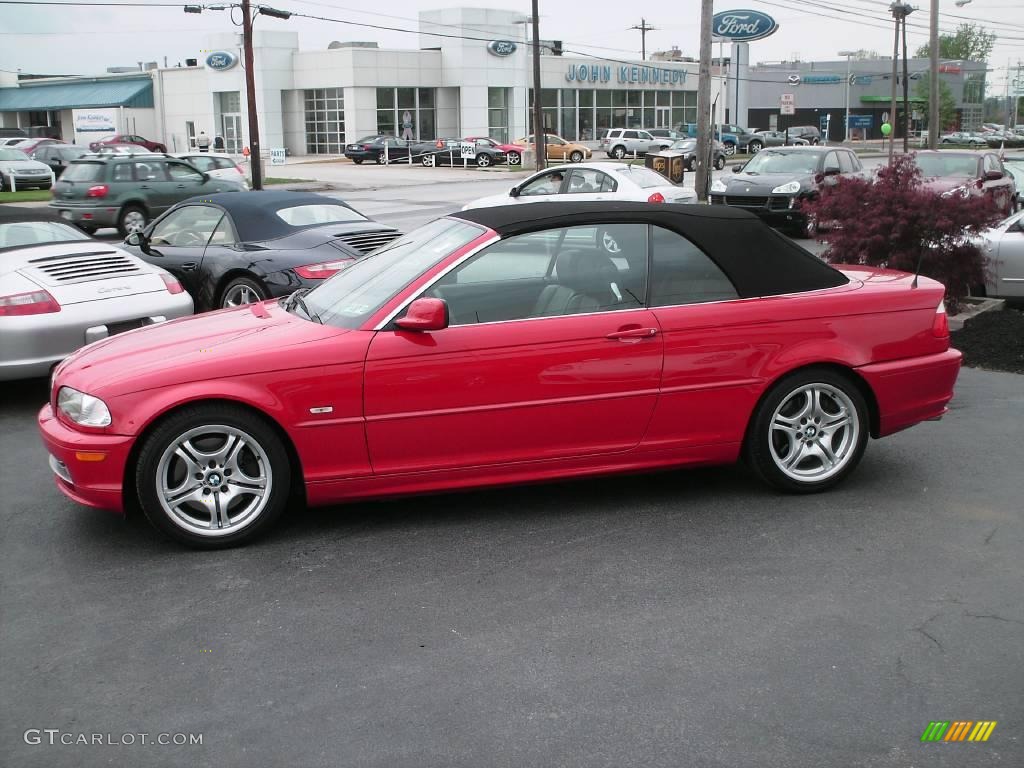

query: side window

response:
[188,156,216,172]
[837,151,854,173]
[209,214,237,245]
[637,131,653,140]
[149,206,223,247]
[566,168,616,194]
[649,226,738,307]
[427,224,648,325]
[518,171,565,196]
[847,151,862,171]
[166,162,203,181]
[823,152,840,172]
[983,154,999,174]
[623,130,639,140]
[111,163,133,182]
[132,161,165,181]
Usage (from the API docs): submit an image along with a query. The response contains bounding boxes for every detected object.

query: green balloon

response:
[880,122,892,136]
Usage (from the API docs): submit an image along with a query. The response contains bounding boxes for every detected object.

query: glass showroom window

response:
[376,88,436,141]
[488,87,511,143]
[304,88,345,155]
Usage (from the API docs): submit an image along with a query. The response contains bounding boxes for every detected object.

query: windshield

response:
[0,149,30,161]
[0,220,90,249]
[669,140,697,151]
[741,150,821,175]
[60,163,103,182]
[303,218,485,329]
[915,154,980,178]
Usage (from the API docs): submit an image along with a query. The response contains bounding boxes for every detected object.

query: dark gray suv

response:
[50,153,246,236]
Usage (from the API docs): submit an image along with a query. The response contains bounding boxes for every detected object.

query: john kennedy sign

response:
[566,64,687,87]
[712,10,779,42]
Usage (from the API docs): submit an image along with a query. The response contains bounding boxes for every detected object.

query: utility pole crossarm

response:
[630,18,656,61]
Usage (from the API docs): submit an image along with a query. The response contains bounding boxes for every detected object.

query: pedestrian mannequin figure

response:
[197,131,212,152]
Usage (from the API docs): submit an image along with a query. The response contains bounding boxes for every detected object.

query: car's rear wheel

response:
[723,142,737,156]
[375,153,385,165]
[117,205,148,237]
[612,145,627,159]
[220,276,268,308]
[714,155,726,170]
[507,151,521,165]
[569,150,584,163]
[135,404,291,548]
[475,153,492,167]
[421,154,435,167]
[77,224,98,235]
[746,368,868,493]
[748,140,763,153]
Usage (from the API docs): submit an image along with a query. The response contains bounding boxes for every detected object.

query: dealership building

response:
[0,7,710,156]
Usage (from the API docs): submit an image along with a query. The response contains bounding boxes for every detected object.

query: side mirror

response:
[395,297,449,332]
[984,169,1003,181]
[125,231,150,252]
[509,186,520,198]
[201,171,210,181]
[732,165,743,174]
[824,166,841,176]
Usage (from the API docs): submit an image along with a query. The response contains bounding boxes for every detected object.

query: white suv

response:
[599,129,671,159]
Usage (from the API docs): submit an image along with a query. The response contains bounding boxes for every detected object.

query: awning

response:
[0,78,154,112]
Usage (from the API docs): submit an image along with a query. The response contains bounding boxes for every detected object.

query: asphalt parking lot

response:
[1,364,1022,767]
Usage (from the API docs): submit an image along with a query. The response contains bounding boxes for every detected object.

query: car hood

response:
[720,172,815,192]
[55,299,354,398]
[0,159,50,172]
[920,176,976,193]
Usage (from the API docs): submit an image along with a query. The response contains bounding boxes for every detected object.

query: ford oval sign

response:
[205,51,238,71]
[711,10,779,42]
[487,40,517,57]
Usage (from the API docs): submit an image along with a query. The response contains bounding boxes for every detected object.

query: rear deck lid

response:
[18,244,168,305]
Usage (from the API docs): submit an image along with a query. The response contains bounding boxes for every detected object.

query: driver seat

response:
[532,250,621,317]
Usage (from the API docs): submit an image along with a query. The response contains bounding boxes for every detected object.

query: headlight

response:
[940,185,970,199]
[772,180,801,194]
[710,179,727,193]
[57,386,111,427]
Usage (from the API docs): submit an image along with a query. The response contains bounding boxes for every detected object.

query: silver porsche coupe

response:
[1,206,193,380]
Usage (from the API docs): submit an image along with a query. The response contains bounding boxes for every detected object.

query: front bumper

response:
[709,194,806,226]
[4,172,52,188]
[0,290,194,381]
[38,404,133,514]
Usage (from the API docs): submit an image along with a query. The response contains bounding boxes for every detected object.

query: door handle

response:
[606,327,659,341]
[181,262,199,271]
[176,184,187,188]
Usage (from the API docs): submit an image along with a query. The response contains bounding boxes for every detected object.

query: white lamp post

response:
[838,50,858,142]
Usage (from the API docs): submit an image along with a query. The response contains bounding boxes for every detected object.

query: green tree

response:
[915,75,958,131]
[915,23,996,61]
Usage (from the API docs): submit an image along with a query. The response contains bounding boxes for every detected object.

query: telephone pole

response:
[695,0,712,201]
[928,0,939,148]
[241,0,263,190]
[901,9,911,152]
[630,18,656,61]
[531,0,545,171]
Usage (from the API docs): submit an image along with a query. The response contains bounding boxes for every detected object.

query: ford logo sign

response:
[711,10,779,42]
[205,51,238,71]
[487,40,517,57]
[787,74,802,85]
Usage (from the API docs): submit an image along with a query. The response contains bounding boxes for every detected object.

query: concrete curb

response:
[949,296,1004,332]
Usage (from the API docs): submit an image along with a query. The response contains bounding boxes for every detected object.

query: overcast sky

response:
[1,0,1022,95]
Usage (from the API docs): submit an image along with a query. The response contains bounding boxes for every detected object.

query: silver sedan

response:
[979,210,1024,300]
[1,209,193,380]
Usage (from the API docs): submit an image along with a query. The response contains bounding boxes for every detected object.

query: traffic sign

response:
[781,104,796,115]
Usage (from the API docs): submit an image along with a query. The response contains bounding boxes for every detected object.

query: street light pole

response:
[695,0,713,202]
[839,50,857,142]
[902,12,911,152]
[530,0,545,171]
[928,0,939,148]
[241,0,262,190]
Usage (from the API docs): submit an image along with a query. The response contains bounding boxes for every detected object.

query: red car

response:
[88,133,167,153]
[39,203,961,548]
[915,150,1016,215]
[464,136,523,165]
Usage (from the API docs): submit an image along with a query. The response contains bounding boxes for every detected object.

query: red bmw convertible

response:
[39,202,961,548]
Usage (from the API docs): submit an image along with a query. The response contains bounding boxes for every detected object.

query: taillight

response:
[933,301,949,338]
[647,192,666,203]
[0,289,60,316]
[160,273,184,295]
[235,164,245,175]
[362,144,373,150]
[295,260,352,279]
[975,178,984,190]
[85,184,109,198]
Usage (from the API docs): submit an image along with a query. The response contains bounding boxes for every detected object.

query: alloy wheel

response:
[122,210,147,234]
[768,383,860,483]
[222,283,262,307]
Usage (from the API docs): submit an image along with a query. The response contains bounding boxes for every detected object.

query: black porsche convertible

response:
[122,191,401,312]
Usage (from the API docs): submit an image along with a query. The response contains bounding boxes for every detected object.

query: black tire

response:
[714,155,726,170]
[685,158,694,172]
[746,368,869,493]
[135,403,292,548]
[117,204,148,238]
[375,153,385,165]
[475,153,492,168]
[507,151,522,166]
[723,141,737,156]
[569,150,584,163]
[612,145,627,159]
[352,158,364,165]
[77,224,98,235]
[748,140,763,154]
[421,154,435,167]
[219,275,268,308]
[810,138,820,145]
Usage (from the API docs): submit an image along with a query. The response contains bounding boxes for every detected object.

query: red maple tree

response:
[802,153,1001,312]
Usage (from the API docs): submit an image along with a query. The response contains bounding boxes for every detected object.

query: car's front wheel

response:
[569,150,584,163]
[352,158,364,165]
[748,140,763,153]
[714,155,726,170]
[507,151,521,166]
[421,154,435,167]
[612,145,627,159]
[118,205,148,237]
[722,142,736,156]
[746,368,869,493]
[135,404,292,548]
[475,153,492,167]
[375,153,385,165]
[220,276,268,308]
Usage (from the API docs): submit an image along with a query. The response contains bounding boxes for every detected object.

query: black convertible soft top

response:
[453,201,848,298]
[180,190,364,243]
